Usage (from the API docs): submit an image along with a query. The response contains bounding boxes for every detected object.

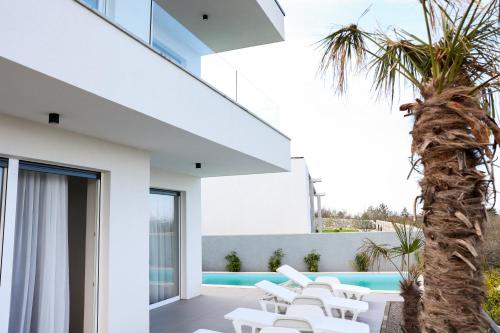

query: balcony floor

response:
[150,286,403,333]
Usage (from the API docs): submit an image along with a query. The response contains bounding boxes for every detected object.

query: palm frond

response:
[319,0,499,112]
[319,24,368,95]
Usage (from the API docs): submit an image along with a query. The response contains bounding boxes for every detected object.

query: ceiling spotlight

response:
[202,14,208,21]
[49,113,60,124]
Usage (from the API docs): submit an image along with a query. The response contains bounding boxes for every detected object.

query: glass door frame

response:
[0,159,8,284]
[0,158,102,333]
[149,188,182,309]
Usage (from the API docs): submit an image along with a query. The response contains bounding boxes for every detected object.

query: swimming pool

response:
[202,272,401,290]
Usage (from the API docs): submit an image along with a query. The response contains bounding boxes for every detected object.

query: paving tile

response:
[150,286,399,333]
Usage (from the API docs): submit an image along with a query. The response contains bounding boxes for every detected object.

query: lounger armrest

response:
[305,281,334,292]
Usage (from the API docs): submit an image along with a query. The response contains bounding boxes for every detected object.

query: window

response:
[149,189,180,305]
[106,0,152,42]
[81,0,99,10]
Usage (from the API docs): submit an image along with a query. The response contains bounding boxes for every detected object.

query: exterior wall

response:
[202,232,400,272]
[202,158,313,235]
[150,169,202,299]
[0,114,151,333]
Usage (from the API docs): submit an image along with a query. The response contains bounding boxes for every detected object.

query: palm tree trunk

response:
[400,278,422,333]
[409,83,489,332]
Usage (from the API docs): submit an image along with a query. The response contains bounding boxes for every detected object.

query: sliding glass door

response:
[9,162,100,333]
[149,189,180,306]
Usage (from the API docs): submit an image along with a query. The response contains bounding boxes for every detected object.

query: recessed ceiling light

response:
[49,113,60,124]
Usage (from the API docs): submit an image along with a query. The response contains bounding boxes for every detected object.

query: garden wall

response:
[202,232,400,272]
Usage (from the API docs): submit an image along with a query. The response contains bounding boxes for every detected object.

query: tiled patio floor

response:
[150,286,403,333]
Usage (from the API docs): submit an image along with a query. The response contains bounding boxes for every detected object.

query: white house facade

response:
[202,157,318,235]
[0,0,289,332]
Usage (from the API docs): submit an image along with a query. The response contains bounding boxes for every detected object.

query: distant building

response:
[202,157,323,235]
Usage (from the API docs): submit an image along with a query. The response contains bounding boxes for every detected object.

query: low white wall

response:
[203,232,400,272]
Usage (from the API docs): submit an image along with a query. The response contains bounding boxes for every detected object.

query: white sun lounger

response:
[256,280,368,320]
[276,265,371,300]
[193,328,300,333]
[224,306,370,333]
[261,328,301,333]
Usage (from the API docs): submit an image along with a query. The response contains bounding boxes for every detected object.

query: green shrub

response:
[268,248,285,272]
[304,250,321,272]
[484,269,500,324]
[322,228,359,233]
[352,252,370,272]
[224,251,241,272]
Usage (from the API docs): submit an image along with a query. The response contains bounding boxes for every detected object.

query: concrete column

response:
[315,193,325,232]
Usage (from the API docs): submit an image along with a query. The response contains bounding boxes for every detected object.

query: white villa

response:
[0,0,289,332]
[203,157,322,235]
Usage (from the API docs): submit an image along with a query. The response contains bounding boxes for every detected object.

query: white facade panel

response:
[202,158,314,235]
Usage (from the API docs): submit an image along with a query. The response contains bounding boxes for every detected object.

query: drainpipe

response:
[311,178,322,232]
[315,193,325,232]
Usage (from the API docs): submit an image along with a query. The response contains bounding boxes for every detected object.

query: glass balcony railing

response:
[77,0,281,131]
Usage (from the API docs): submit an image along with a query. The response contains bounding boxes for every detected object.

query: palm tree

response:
[319,1,499,332]
[361,220,424,333]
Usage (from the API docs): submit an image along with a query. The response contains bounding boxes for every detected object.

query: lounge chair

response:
[193,328,300,333]
[224,305,370,333]
[261,328,301,333]
[256,280,368,320]
[276,265,370,300]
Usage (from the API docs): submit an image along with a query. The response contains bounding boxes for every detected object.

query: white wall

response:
[0,114,151,333]
[150,169,202,299]
[203,232,400,272]
[202,158,313,235]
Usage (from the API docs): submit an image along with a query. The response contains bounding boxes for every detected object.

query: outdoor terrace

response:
[150,286,403,333]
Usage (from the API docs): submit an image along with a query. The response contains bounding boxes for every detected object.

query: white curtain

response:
[9,171,70,333]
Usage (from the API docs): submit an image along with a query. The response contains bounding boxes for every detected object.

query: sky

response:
[214,0,432,215]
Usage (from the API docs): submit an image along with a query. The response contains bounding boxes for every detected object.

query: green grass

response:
[322,228,359,233]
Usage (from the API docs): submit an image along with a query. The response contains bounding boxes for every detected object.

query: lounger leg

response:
[259,300,266,311]
[352,312,359,321]
[232,321,243,333]
[340,310,346,319]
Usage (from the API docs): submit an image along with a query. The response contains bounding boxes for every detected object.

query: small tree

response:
[268,248,285,272]
[304,250,321,272]
[224,251,241,272]
[361,221,424,333]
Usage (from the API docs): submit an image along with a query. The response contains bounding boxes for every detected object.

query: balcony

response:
[0,0,290,176]
[78,0,285,129]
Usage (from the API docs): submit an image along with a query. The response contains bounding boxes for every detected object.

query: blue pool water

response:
[202,273,401,290]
